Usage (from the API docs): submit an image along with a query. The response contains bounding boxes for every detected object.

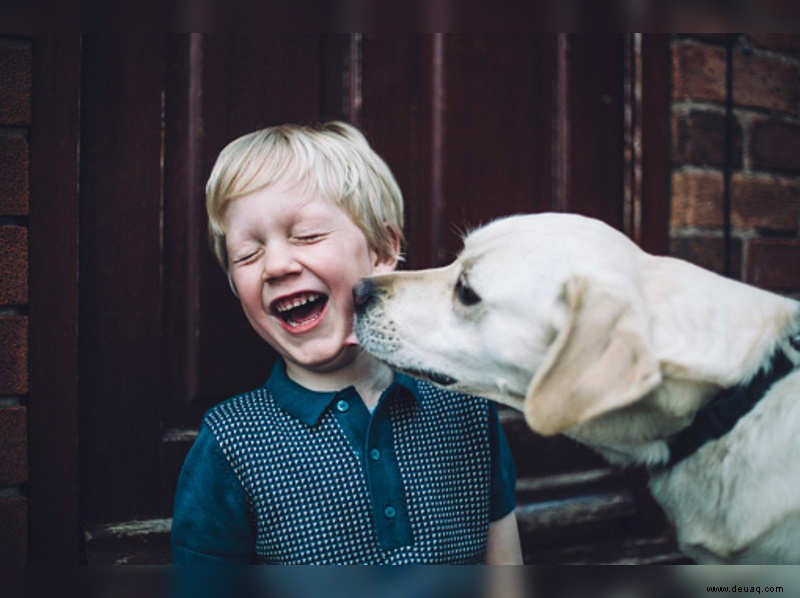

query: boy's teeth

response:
[275,292,321,313]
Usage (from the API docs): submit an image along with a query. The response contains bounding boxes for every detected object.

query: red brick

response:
[669,235,742,278]
[0,406,27,486]
[746,34,800,59]
[731,173,800,233]
[672,42,726,103]
[749,117,800,174]
[670,169,724,228]
[0,225,28,305]
[671,109,742,168]
[0,316,27,395]
[745,239,800,291]
[0,131,28,215]
[733,50,800,116]
[0,40,31,126]
[0,496,28,568]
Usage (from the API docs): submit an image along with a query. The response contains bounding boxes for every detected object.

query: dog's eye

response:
[455,275,481,306]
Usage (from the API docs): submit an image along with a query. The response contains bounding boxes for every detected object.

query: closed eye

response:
[231,249,261,265]
[293,232,328,244]
[455,274,481,306]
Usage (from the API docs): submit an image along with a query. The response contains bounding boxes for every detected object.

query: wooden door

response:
[73,33,677,564]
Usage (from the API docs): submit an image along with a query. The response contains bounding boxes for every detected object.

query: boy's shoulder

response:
[202,384,274,432]
[400,377,494,426]
[411,377,490,408]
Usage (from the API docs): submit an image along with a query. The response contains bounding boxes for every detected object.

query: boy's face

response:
[223,181,396,375]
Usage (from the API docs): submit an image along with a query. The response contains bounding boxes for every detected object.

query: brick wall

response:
[0,36,31,568]
[670,34,800,296]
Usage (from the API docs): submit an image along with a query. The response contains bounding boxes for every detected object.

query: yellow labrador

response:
[353,213,800,564]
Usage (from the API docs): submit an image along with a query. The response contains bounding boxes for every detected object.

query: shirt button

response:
[384,506,397,519]
[369,448,381,461]
[336,400,349,413]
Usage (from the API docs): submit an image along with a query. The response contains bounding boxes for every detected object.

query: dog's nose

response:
[352,278,377,314]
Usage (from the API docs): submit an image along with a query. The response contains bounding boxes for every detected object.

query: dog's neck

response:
[661,341,800,469]
[641,255,800,389]
[572,329,800,470]
[571,255,799,469]
[538,255,800,470]
[566,390,695,469]
[580,438,671,469]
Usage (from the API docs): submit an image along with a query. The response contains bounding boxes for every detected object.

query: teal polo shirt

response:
[172,360,517,565]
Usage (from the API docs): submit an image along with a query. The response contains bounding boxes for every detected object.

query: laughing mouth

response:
[270,291,329,329]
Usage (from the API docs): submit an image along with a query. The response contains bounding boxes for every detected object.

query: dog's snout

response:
[353,278,378,314]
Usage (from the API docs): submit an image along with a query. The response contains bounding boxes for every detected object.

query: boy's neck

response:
[285,349,394,410]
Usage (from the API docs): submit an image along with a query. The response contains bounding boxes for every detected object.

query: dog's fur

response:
[354,213,800,564]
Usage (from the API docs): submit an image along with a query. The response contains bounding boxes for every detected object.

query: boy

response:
[171,121,522,565]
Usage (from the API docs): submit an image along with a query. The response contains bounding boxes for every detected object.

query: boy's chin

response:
[290,343,362,373]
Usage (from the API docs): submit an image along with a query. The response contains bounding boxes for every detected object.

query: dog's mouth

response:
[399,366,458,387]
[270,291,329,328]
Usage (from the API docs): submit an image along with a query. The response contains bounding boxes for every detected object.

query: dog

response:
[353,212,800,564]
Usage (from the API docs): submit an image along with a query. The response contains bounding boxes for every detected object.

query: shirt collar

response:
[266,360,421,426]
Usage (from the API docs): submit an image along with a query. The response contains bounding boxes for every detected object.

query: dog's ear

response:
[523,275,662,436]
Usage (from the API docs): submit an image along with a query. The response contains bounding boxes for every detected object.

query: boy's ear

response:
[227,271,239,297]
[373,224,402,273]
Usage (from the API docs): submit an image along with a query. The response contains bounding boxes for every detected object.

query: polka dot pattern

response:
[204,380,492,564]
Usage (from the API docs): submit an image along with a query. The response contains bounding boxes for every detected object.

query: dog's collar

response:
[659,334,800,470]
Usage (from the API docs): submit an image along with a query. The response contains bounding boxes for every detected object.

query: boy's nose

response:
[261,245,301,281]
[352,278,377,314]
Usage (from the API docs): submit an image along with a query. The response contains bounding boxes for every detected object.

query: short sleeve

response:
[171,422,255,566]
[488,402,517,521]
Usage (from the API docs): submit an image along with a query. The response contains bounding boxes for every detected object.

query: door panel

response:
[441,35,557,262]
[79,35,167,522]
[565,34,626,225]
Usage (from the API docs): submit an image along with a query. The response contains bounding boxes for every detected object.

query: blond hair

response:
[205,121,405,269]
